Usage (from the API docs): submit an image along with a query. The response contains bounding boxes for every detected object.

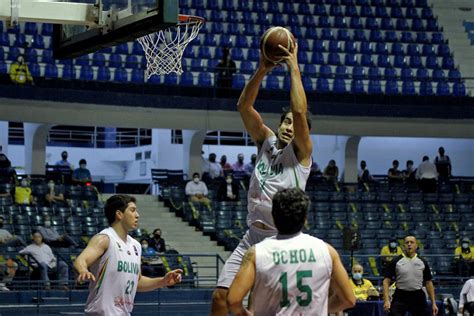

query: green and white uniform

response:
[85,227,141,316]
[253,233,332,316]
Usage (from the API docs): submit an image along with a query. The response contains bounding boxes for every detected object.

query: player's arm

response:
[74,234,109,282]
[327,244,356,312]
[137,269,182,292]
[237,56,276,148]
[227,246,256,316]
[280,43,312,167]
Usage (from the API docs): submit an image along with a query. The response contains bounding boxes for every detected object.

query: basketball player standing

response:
[74,195,182,315]
[211,41,313,315]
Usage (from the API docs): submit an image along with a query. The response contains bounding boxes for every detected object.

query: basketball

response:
[260,26,296,63]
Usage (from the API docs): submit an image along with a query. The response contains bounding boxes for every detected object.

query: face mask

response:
[154,234,161,239]
[80,164,86,169]
[142,244,148,250]
[238,157,244,163]
[353,273,363,280]
[193,178,199,184]
[390,242,397,249]
[48,183,55,190]
[44,221,51,227]
[226,179,232,184]
[21,180,28,187]
[62,155,67,160]
[462,243,469,249]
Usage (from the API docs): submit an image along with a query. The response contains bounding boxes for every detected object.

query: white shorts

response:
[216,224,276,289]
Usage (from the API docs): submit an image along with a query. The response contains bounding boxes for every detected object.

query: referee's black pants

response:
[390,289,430,316]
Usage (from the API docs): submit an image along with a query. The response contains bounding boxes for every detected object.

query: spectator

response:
[207,153,223,180]
[244,153,257,178]
[55,151,73,169]
[215,47,236,88]
[231,153,245,173]
[9,55,33,85]
[45,180,66,207]
[349,264,379,301]
[387,160,404,185]
[0,154,17,184]
[434,147,452,179]
[217,174,239,202]
[19,231,69,290]
[358,160,372,183]
[37,215,78,248]
[72,159,92,185]
[149,228,166,253]
[416,156,438,193]
[140,238,159,277]
[14,177,35,205]
[0,257,18,291]
[459,276,474,316]
[220,155,232,175]
[310,158,321,177]
[323,159,339,182]
[402,160,416,183]
[141,239,157,258]
[185,172,211,208]
[0,215,27,247]
[455,237,474,277]
[380,238,403,271]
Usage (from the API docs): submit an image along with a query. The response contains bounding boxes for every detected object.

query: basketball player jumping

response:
[211,42,313,315]
[228,188,356,315]
[74,195,182,315]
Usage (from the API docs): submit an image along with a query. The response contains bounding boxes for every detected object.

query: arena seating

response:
[0,0,468,96]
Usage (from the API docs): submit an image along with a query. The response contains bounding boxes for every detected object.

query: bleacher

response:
[0,0,468,96]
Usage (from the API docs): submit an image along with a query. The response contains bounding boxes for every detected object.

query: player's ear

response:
[116,210,123,221]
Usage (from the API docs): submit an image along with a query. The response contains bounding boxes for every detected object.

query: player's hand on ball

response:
[278,42,299,70]
[258,51,278,73]
[77,271,96,283]
[164,269,183,286]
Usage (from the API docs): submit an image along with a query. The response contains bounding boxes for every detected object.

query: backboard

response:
[52,0,179,59]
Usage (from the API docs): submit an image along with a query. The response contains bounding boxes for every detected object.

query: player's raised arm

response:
[74,234,109,283]
[227,246,256,316]
[327,244,356,312]
[280,43,312,167]
[237,54,276,148]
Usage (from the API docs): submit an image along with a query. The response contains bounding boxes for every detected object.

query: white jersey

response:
[247,135,311,229]
[85,227,142,316]
[252,233,332,316]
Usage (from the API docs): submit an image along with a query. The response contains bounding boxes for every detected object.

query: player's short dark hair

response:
[280,108,312,131]
[79,158,87,165]
[272,188,310,235]
[104,194,136,225]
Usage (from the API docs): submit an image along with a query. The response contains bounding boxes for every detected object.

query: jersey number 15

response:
[279,270,313,308]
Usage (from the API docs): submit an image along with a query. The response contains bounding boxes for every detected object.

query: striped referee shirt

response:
[384,254,433,291]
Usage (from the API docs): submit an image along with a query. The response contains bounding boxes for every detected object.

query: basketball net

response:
[138,15,204,78]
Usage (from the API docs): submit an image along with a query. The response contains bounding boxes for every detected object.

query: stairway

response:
[102,194,230,287]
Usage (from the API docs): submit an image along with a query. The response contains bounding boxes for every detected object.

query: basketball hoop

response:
[138,15,204,78]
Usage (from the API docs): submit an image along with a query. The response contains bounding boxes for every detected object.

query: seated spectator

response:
[207,153,223,180]
[455,237,474,276]
[380,238,403,271]
[37,215,78,248]
[141,239,157,258]
[0,154,17,184]
[55,151,73,170]
[402,160,416,183]
[459,275,474,316]
[434,146,452,180]
[9,55,33,85]
[349,264,379,301]
[0,215,27,247]
[232,153,245,173]
[416,156,438,193]
[185,172,211,208]
[220,155,232,175]
[358,160,372,183]
[72,159,92,185]
[15,178,35,205]
[323,160,339,182]
[215,47,236,88]
[0,257,18,291]
[217,174,239,202]
[19,231,69,290]
[45,180,66,207]
[310,158,321,177]
[148,228,166,253]
[140,238,161,277]
[387,160,403,185]
[244,154,257,178]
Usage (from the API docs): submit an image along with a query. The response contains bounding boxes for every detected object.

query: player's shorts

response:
[216,224,276,289]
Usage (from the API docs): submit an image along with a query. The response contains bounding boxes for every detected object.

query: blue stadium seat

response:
[351,79,365,93]
[416,68,429,81]
[320,29,334,40]
[25,48,38,63]
[328,53,341,65]
[96,67,110,81]
[391,42,404,55]
[29,63,40,77]
[266,75,280,90]
[232,74,246,89]
[396,19,409,31]
[365,17,378,29]
[192,0,204,9]
[422,44,435,56]
[231,48,244,61]
[298,52,309,64]
[247,49,259,61]
[442,57,455,69]
[452,82,466,96]
[448,69,461,82]
[303,15,316,27]
[147,76,161,86]
[79,66,94,81]
[407,44,420,56]
[0,33,9,46]
[385,30,398,42]
[108,54,122,68]
[125,55,139,69]
[131,69,144,83]
[360,42,373,54]
[92,53,106,67]
[375,6,389,18]
[252,1,265,12]
[61,65,75,79]
[350,17,363,29]
[385,80,399,95]
[426,19,439,32]
[282,2,294,14]
[218,34,232,48]
[391,7,403,18]
[210,10,223,22]
[316,78,330,92]
[7,47,21,61]
[394,55,407,68]
[334,16,348,29]
[203,34,216,46]
[288,15,299,27]
[425,56,439,69]
[416,32,429,44]
[214,47,224,60]
[226,12,239,24]
[31,34,45,49]
[437,44,450,57]
[114,68,129,82]
[13,34,26,47]
[211,22,224,35]
[180,72,194,86]
[41,23,53,36]
[343,41,356,54]
[299,39,310,52]
[313,40,326,52]
[311,52,325,65]
[432,69,445,82]
[234,35,248,49]
[197,47,211,59]
[353,29,367,41]
[240,61,253,74]
[353,66,365,80]
[304,64,317,77]
[0,60,7,74]
[368,67,381,79]
[402,80,416,95]
[431,33,444,44]
[335,65,349,78]
[400,32,414,43]
[417,0,428,6]
[345,54,358,66]
[328,40,341,53]
[24,22,38,35]
[406,7,419,19]
[412,19,424,32]
[384,67,397,79]
[330,4,343,16]
[132,42,143,55]
[223,0,236,10]
[314,4,327,15]
[207,0,218,10]
[190,59,203,71]
[401,68,414,80]
[376,43,388,54]
[298,3,311,15]
[345,5,358,17]
[409,56,422,68]
[368,80,382,94]
[337,29,350,41]
[302,77,313,91]
[436,82,450,96]
[419,81,434,96]
[198,72,212,87]
[164,73,178,85]
[381,17,394,30]
[422,8,434,19]
[115,43,129,55]
[333,78,347,93]
[75,55,90,66]
[361,54,374,67]
[241,13,253,25]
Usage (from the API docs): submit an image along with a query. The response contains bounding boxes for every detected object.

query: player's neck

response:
[112,223,129,242]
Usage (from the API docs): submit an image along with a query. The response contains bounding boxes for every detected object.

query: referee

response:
[383,235,438,316]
